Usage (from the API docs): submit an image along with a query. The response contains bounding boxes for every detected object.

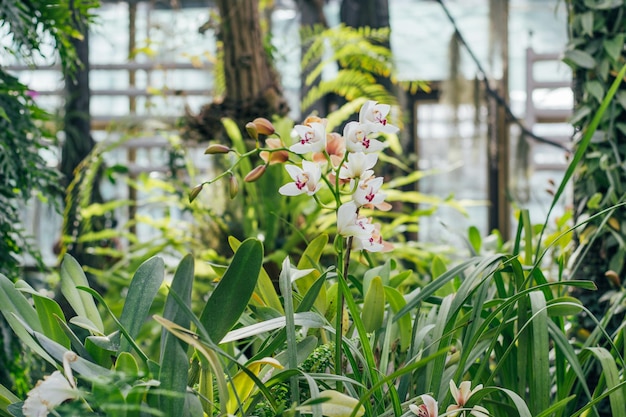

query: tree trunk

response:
[59,1,106,294]
[187,0,289,138]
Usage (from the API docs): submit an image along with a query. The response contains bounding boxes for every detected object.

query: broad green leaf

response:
[563,49,596,69]
[0,275,41,332]
[546,297,583,316]
[586,347,626,417]
[60,254,104,333]
[86,334,117,368]
[4,313,56,366]
[229,236,283,313]
[32,295,71,349]
[361,276,385,333]
[580,12,594,37]
[384,287,412,351]
[603,35,624,61]
[466,387,532,417]
[159,254,194,416]
[585,80,605,103]
[200,238,263,343]
[116,351,139,375]
[118,256,164,353]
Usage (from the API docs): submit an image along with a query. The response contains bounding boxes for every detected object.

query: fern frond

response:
[301,69,397,111]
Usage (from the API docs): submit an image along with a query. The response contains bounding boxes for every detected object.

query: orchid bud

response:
[244,165,266,182]
[245,122,258,140]
[204,144,231,154]
[229,174,239,199]
[252,117,275,135]
[189,183,204,202]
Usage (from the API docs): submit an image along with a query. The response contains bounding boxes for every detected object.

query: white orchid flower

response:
[353,222,392,253]
[359,100,399,134]
[336,202,374,240]
[447,380,489,417]
[279,161,322,196]
[343,121,385,153]
[23,351,80,417]
[409,394,438,417]
[353,175,389,210]
[339,152,378,181]
[291,122,327,154]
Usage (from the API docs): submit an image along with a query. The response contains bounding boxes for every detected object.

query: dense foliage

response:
[0,0,98,277]
[564,0,626,336]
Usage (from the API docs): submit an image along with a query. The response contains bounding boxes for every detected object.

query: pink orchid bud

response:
[252,117,275,135]
[204,144,231,154]
[189,183,204,202]
[229,175,239,199]
[244,165,267,182]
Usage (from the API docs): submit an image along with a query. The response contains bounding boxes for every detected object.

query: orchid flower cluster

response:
[259,100,398,253]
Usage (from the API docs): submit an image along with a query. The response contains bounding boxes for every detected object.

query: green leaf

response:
[603,35,624,61]
[296,234,329,314]
[529,292,550,415]
[199,238,263,343]
[563,49,596,69]
[546,297,583,316]
[585,80,605,103]
[32,295,71,349]
[361,276,385,333]
[116,351,139,375]
[0,274,41,333]
[220,312,325,344]
[580,12,594,37]
[118,257,165,354]
[384,287,412,351]
[468,226,482,253]
[60,254,104,333]
[583,0,624,10]
[586,347,626,417]
[159,254,194,416]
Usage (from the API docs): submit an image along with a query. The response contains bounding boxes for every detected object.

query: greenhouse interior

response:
[1,1,625,416]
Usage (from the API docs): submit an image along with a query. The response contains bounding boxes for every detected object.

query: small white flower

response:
[22,371,79,417]
[279,161,322,196]
[291,122,327,154]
